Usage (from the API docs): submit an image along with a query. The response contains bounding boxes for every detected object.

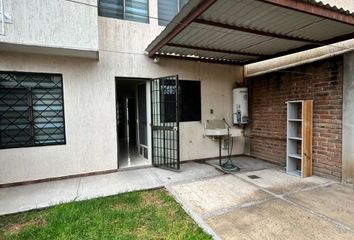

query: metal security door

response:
[151,75,180,170]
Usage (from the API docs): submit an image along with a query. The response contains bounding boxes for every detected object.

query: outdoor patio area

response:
[1,156,353,240]
[169,165,354,239]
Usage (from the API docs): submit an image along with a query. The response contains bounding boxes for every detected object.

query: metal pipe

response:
[219,137,222,166]
[245,40,354,78]
[0,0,4,35]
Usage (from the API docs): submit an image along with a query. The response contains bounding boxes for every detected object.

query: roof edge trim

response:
[153,53,243,65]
[257,0,354,25]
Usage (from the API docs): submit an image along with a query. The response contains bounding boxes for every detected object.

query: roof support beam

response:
[148,0,218,57]
[256,0,354,25]
[165,43,265,57]
[194,19,321,43]
[153,53,242,65]
[244,31,354,64]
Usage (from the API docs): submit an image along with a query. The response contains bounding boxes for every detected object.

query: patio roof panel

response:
[240,38,311,55]
[200,1,354,42]
[169,23,310,56]
[146,0,354,65]
[170,23,275,50]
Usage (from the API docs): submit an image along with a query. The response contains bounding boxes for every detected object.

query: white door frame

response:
[146,81,152,164]
[116,77,152,168]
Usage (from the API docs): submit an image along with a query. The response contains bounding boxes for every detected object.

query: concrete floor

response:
[169,158,354,240]
[1,156,354,240]
[0,161,222,215]
[118,139,150,168]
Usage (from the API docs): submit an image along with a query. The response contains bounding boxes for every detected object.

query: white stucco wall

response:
[0,54,243,185]
[0,0,98,53]
[0,0,244,184]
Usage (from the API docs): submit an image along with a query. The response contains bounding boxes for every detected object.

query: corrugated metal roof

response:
[304,0,354,16]
[146,0,354,65]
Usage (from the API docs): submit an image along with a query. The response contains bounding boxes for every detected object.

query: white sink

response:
[204,119,244,137]
[204,128,228,136]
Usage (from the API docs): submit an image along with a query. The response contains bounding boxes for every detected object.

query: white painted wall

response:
[0,0,98,55]
[1,0,352,184]
[0,52,243,184]
[0,0,244,184]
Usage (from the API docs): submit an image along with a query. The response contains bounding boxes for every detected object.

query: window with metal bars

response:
[158,0,188,26]
[98,0,149,23]
[162,80,201,122]
[0,72,65,149]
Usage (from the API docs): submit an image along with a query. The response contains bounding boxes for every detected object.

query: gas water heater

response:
[233,88,249,125]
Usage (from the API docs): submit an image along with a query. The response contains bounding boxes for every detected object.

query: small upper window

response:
[99,0,149,24]
[0,72,66,149]
[158,0,188,26]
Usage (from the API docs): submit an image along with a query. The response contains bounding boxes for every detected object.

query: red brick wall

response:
[248,57,343,180]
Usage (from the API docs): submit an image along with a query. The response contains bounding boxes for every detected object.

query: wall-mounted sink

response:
[204,128,228,136]
[204,119,244,137]
[204,119,228,137]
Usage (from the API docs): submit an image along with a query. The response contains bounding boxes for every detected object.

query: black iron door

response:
[151,75,180,170]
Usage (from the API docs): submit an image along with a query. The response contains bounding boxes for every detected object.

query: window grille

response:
[161,80,201,123]
[0,72,65,149]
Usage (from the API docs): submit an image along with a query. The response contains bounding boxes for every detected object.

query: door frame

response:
[115,77,152,169]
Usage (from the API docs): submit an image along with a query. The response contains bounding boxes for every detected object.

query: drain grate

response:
[248,175,260,179]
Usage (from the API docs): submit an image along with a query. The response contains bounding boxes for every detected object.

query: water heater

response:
[233,88,248,125]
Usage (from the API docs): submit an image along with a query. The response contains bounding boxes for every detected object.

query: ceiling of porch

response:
[145,0,354,65]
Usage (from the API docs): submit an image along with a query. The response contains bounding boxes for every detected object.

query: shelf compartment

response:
[287,121,302,139]
[286,157,302,176]
[287,101,302,120]
[287,170,301,177]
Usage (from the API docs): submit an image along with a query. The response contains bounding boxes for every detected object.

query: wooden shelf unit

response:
[286,100,313,177]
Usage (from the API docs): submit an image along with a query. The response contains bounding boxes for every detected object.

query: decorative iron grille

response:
[0,72,65,149]
[151,75,180,171]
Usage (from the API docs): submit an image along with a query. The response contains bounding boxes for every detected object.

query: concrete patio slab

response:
[76,168,161,201]
[2,157,353,240]
[207,198,354,240]
[286,183,354,229]
[167,163,354,240]
[206,156,280,173]
[169,175,271,217]
[0,162,222,215]
[236,168,335,194]
[0,178,80,215]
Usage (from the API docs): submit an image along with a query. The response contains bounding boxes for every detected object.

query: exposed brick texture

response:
[248,57,343,180]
